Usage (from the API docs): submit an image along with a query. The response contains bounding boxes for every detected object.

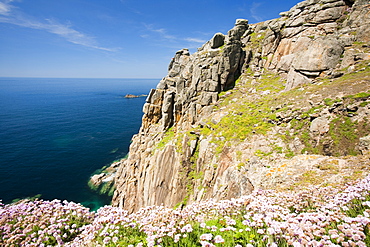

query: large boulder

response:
[210,33,225,49]
[311,6,345,24]
[228,19,249,42]
[292,36,344,72]
[310,116,330,135]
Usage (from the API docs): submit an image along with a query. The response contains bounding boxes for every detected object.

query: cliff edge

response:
[112,0,370,212]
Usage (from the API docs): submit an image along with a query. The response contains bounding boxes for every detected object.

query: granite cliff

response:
[109,0,370,212]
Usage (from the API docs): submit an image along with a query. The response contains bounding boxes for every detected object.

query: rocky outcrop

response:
[88,161,120,197]
[265,0,370,90]
[124,94,147,98]
[112,0,370,212]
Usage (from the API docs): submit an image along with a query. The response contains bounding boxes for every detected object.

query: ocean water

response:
[0,77,158,210]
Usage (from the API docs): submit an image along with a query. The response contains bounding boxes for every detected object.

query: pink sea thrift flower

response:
[112,236,118,243]
[200,233,213,241]
[292,242,302,247]
[214,235,224,243]
[200,241,216,247]
[182,224,193,233]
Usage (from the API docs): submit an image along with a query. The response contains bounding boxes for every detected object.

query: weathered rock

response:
[311,6,345,24]
[162,92,175,130]
[277,54,295,72]
[341,1,370,42]
[210,33,225,49]
[310,116,330,135]
[90,174,105,187]
[228,19,249,41]
[292,36,344,72]
[359,135,370,155]
[286,68,311,90]
[218,42,246,89]
[199,92,218,106]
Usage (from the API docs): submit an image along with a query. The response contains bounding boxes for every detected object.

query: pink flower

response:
[103,236,111,244]
[181,224,193,233]
[112,236,118,243]
[200,241,216,247]
[357,241,367,247]
[174,234,181,243]
[267,227,275,235]
[214,235,224,243]
[200,233,213,241]
[292,242,302,247]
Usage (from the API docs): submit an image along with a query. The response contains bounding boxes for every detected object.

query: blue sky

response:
[0,0,299,78]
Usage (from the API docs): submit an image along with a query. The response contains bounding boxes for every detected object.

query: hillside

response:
[106,0,370,213]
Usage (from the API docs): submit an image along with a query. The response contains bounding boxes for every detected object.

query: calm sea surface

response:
[0,78,158,210]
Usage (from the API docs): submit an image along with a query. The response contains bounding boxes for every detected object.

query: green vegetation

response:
[156,127,176,150]
[293,170,321,188]
[284,148,295,158]
[347,91,370,99]
[237,162,244,170]
[11,194,42,204]
[360,101,370,107]
[329,116,359,156]
[248,31,266,49]
[323,98,341,106]
[236,150,243,160]
[87,160,121,197]
[87,178,116,197]
[218,44,225,52]
[254,149,273,157]
[198,71,287,156]
[196,58,369,158]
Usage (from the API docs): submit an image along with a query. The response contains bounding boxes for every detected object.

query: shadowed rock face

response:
[112,0,370,212]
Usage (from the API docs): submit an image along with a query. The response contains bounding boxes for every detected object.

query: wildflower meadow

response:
[1,175,370,246]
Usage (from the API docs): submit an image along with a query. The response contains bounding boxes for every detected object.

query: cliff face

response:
[112,0,370,212]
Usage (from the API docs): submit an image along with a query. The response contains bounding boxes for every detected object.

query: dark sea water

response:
[0,78,158,210]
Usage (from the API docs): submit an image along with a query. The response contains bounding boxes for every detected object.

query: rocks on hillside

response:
[265,0,370,90]
[359,135,370,155]
[112,0,370,212]
[88,161,121,197]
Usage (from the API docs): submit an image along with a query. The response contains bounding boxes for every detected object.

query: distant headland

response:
[123,94,147,98]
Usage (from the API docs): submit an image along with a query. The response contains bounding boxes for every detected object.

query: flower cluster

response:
[1,175,370,246]
[0,199,94,246]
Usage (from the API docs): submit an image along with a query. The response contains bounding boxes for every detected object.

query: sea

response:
[0,77,159,210]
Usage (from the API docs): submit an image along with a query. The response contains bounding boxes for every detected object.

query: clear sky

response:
[0,0,300,78]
